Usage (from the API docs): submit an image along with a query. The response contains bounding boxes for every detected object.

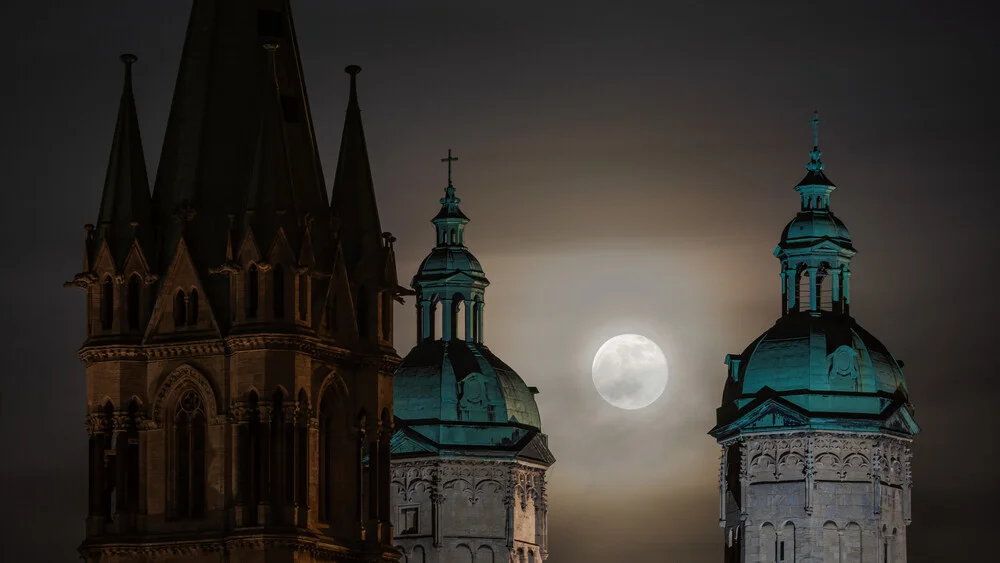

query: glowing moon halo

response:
[591,334,669,410]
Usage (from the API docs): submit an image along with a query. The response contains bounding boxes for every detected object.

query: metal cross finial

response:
[441,149,458,186]
[809,110,822,148]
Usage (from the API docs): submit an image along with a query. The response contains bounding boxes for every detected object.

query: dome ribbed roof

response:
[780,212,853,247]
[413,246,487,283]
[395,340,541,429]
[716,314,914,432]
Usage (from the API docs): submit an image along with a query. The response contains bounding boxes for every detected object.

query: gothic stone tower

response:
[65,2,406,561]
[709,114,919,563]
[388,156,555,563]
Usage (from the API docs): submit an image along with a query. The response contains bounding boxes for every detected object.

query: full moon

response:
[592,334,669,410]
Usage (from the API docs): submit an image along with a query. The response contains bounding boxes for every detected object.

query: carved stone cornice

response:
[144,341,228,360]
[78,345,146,364]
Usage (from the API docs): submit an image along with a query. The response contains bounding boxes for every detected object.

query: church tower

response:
[709,114,919,563]
[66,2,405,561]
[389,153,555,563]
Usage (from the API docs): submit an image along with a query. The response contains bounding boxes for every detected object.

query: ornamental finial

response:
[806,110,825,173]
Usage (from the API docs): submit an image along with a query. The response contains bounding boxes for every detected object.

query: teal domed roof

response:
[780,212,853,247]
[413,246,487,283]
[395,340,542,448]
[712,314,918,439]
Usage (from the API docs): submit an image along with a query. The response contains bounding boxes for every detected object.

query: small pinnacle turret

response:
[95,53,152,269]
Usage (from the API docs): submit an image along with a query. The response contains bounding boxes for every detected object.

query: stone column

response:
[477,301,485,343]
[257,403,272,525]
[432,485,444,547]
[719,445,727,526]
[417,300,430,343]
[465,299,474,342]
[739,440,749,523]
[903,446,913,525]
[136,417,149,531]
[306,415,320,529]
[804,437,814,515]
[785,268,798,312]
[229,401,248,528]
[807,266,819,311]
[842,268,852,314]
[440,298,453,341]
[779,271,788,316]
[872,442,882,517]
[832,268,842,313]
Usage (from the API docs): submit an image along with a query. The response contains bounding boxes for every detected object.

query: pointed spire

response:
[330,65,387,281]
[95,53,152,268]
[244,43,298,254]
[797,110,835,189]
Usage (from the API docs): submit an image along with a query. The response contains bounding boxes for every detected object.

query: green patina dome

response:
[780,212,853,247]
[710,116,918,441]
[717,314,911,422]
[413,246,487,283]
[395,340,542,448]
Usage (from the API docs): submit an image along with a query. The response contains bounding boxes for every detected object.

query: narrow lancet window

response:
[101,276,115,330]
[126,275,141,331]
[173,290,187,327]
[246,265,259,318]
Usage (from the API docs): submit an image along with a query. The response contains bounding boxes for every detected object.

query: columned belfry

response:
[710,114,919,563]
[67,2,405,561]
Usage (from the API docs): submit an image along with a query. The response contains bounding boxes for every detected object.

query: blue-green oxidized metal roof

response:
[711,313,919,440]
[395,339,542,430]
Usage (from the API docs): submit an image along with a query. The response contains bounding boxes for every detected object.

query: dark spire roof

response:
[329,65,386,280]
[244,43,298,254]
[151,0,328,272]
[95,53,152,268]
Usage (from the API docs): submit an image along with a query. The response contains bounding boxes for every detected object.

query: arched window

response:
[298,274,308,320]
[239,391,263,526]
[120,399,141,516]
[188,288,199,325]
[356,286,369,339]
[100,401,116,520]
[381,291,391,341]
[173,389,206,520]
[246,264,259,318]
[780,521,795,562]
[100,276,114,330]
[295,390,309,512]
[271,390,295,514]
[273,264,285,319]
[126,275,141,331]
[319,385,347,524]
[173,290,187,327]
[450,230,457,245]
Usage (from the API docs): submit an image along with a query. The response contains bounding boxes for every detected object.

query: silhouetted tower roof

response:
[95,54,152,269]
[151,0,328,273]
[329,65,386,285]
[243,43,300,254]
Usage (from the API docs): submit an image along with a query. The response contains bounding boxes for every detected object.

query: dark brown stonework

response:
[67,2,407,561]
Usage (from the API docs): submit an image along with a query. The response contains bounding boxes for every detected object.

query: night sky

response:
[5,1,997,561]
